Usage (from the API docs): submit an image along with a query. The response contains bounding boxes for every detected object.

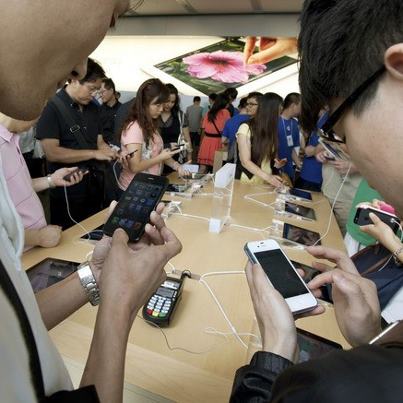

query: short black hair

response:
[283,93,301,110]
[193,96,201,103]
[209,93,217,101]
[102,78,116,93]
[224,87,238,101]
[247,92,263,99]
[79,58,106,84]
[238,97,248,109]
[298,0,403,131]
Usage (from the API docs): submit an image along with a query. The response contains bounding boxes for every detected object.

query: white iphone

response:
[244,239,318,314]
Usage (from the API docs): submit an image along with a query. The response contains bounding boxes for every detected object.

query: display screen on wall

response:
[152,37,298,95]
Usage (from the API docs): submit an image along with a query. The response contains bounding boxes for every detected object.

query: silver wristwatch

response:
[77,262,100,306]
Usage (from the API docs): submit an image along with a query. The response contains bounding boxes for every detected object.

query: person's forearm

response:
[24,229,41,247]
[32,176,52,192]
[165,158,179,171]
[80,303,134,403]
[241,159,270,182]
[35,272,88,330]
[182,127,191,144]
[97,135,111,150]
[384,237,403,262]
[46,146,95,164]
[292,149,300,166]
[304,145,316,157]
[129,156,163,174]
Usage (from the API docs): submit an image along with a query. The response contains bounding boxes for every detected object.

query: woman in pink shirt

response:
[198,93,231,172]
[118,79,188,190]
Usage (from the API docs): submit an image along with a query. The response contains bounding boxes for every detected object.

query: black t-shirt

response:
[100,100,121,145]
[36,89,102,173]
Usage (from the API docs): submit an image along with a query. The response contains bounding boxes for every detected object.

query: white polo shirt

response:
[0,154,72,401]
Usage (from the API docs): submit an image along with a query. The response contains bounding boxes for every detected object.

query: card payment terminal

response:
[142,276,184,327]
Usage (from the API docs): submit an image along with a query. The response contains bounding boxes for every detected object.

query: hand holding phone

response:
[62,167,88,182]
[244,239,318,314]
[354,206,399,233]
[244,259,299,362]
[103,173,168,241]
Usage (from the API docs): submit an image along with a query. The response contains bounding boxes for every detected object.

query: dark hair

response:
[248,92,283,166]
[102,78,116,93]
[238,97,248,109]
[224,87,238,101]
[79,58,105,84]
[247,92,263,100]
[165,83,181,115]
[209,93,217,102]
[193,96,201,103]
[120,78,169,145]
[207,93,229,122]
[283,92,301,109]
[298,0,403,132]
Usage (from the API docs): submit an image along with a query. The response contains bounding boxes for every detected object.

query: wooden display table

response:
[22,180,347,402]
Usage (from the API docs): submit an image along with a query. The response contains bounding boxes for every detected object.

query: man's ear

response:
[384,44,403,80]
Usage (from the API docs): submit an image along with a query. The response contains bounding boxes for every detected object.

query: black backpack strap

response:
[50,95,91,150]
[0,259,99,402]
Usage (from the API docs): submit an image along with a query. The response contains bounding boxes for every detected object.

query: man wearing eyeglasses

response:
[231,1,403,402]
[36,59,118,229]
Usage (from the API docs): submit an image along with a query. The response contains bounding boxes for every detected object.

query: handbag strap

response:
[212,119,222,136]
[50,94,92,150]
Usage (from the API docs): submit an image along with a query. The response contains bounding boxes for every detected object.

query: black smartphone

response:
[166,183,190,193]
[354,206,400,233]
[170,144,186,152]
[119,149,137,158]
[103,173,168,241]
[63,167,88,181]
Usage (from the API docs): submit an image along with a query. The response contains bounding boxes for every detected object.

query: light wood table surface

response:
[22,180,348,403]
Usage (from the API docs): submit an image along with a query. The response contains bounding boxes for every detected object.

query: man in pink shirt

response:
[0,114,84,249]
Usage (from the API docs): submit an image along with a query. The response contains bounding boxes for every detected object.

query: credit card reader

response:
[142,276,184,327]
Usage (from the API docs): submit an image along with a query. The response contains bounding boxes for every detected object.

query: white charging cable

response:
[63,185,92,241]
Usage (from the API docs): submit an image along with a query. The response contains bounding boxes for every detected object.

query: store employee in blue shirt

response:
[296,111,328,191]
[277,93,302,182]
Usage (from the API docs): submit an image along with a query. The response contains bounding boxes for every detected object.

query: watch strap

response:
[77,262,100,306]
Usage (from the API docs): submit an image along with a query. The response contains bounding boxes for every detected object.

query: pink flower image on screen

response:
[183,51,266,83]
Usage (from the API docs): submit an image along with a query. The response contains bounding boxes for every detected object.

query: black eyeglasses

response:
[319,65,386,144]
[246,102,258,107]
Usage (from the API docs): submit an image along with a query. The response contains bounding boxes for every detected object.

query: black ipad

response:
[289,188,313,200]
[27,258,79,293]
[283,223,321,246]
[297,328,342,362]
[285,202,316,220]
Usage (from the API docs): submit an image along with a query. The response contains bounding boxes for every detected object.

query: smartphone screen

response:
[285,202,316,220]
[103,173,168,241]
[289,188,313,200]
[254,249,309,298]
[283,223,321,246]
